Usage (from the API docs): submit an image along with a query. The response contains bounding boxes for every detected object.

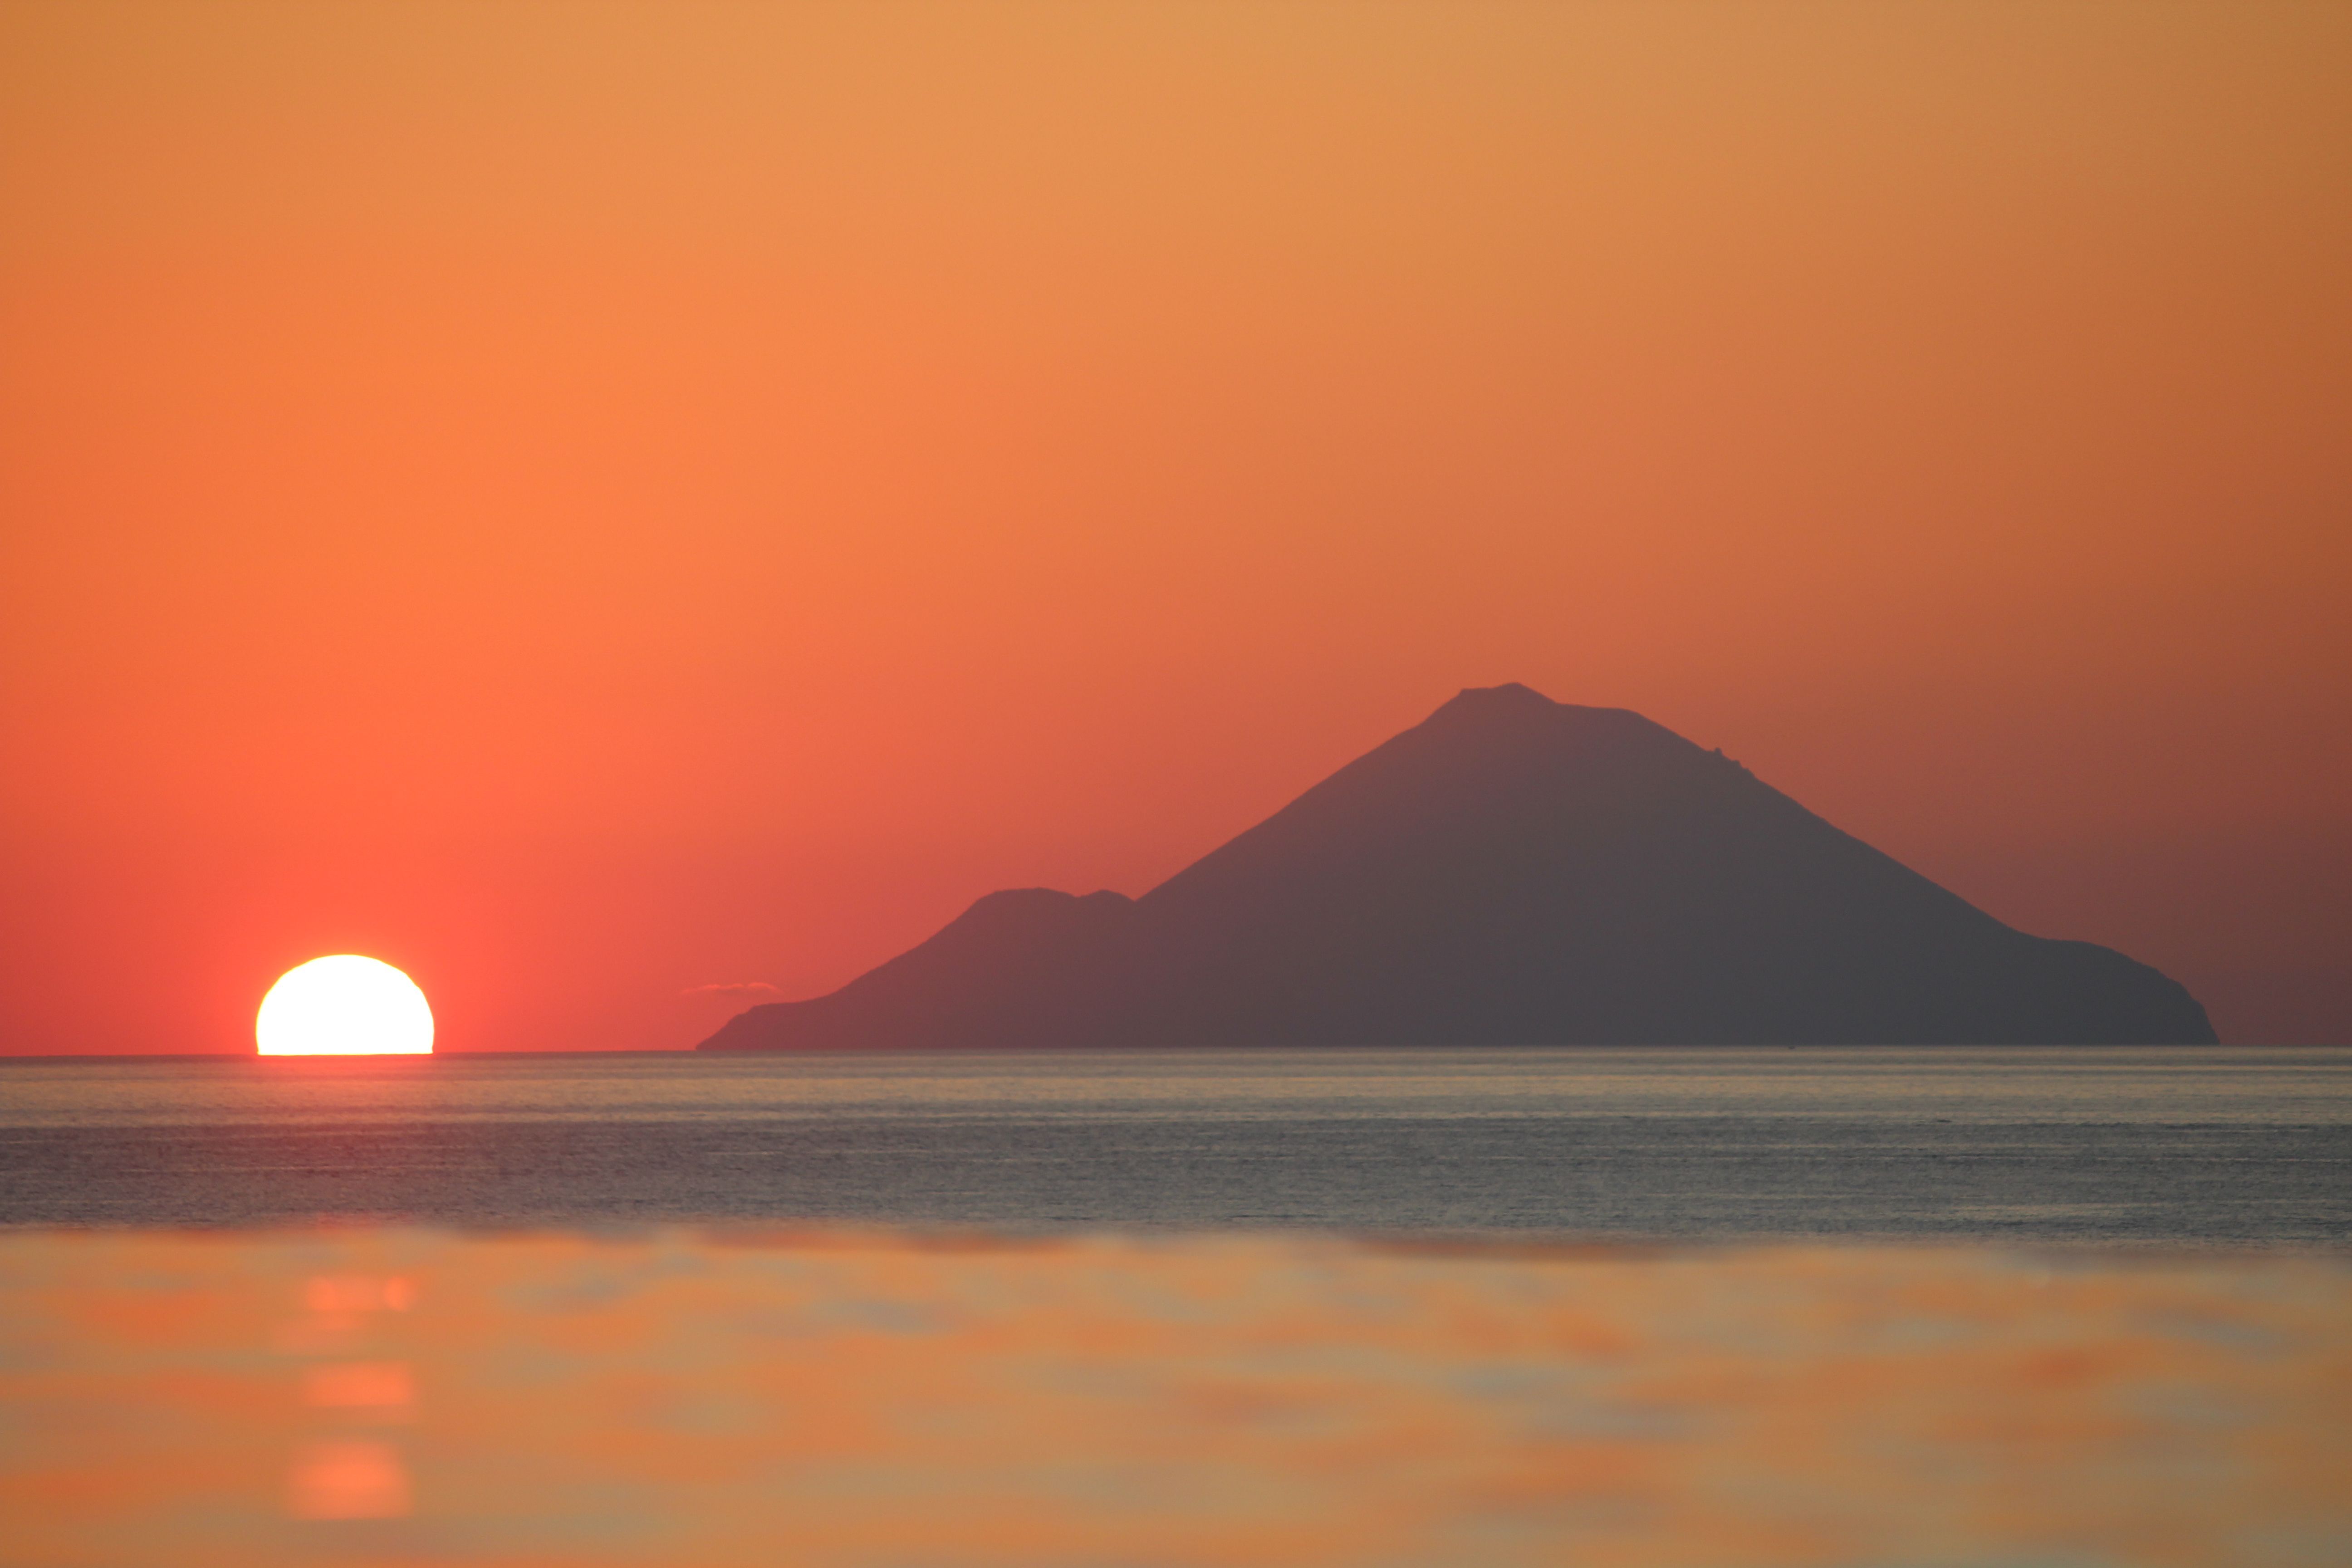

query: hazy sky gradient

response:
[4,1,2346,1050]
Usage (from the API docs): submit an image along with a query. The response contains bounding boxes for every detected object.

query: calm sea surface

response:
[2,1047,2346,1240]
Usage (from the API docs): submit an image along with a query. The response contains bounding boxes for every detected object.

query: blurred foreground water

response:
[3,1047,2348,1238]
[2,1227,2347,1567]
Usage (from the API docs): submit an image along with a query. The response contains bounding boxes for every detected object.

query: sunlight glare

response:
[256,956,434,1056]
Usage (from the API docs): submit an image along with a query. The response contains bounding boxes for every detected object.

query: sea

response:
[2,1046,2347,1241]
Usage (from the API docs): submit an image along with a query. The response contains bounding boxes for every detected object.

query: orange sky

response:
[3,0,2347,1051]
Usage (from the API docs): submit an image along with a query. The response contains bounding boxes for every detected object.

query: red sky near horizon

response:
[3,1,2347,1053]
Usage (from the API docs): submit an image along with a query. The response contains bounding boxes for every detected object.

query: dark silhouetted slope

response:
[699,685,2215,1049]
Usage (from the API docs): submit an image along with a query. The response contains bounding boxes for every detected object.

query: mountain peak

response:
[701,688,2216,1049]
[1448,681,1556,707]
[1423,683,1661,744]
[1425,682,1583,728]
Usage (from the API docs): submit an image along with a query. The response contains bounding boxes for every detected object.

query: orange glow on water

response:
[3,1229,2346,1559]
[285,1439,412,1520]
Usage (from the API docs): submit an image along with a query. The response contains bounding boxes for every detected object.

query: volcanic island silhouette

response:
[701,684,2216,1049]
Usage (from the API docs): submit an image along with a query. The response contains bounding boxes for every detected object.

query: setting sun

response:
[256,956,434,1056]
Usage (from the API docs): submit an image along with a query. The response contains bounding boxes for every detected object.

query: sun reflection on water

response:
[283,1273,418,1519]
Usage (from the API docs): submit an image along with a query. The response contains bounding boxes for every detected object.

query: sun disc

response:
[257,956,434,1056]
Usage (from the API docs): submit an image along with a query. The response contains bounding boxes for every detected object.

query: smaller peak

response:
[970,887,1078,907]
[957,887,1134,926]
[954,887,1083,925]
